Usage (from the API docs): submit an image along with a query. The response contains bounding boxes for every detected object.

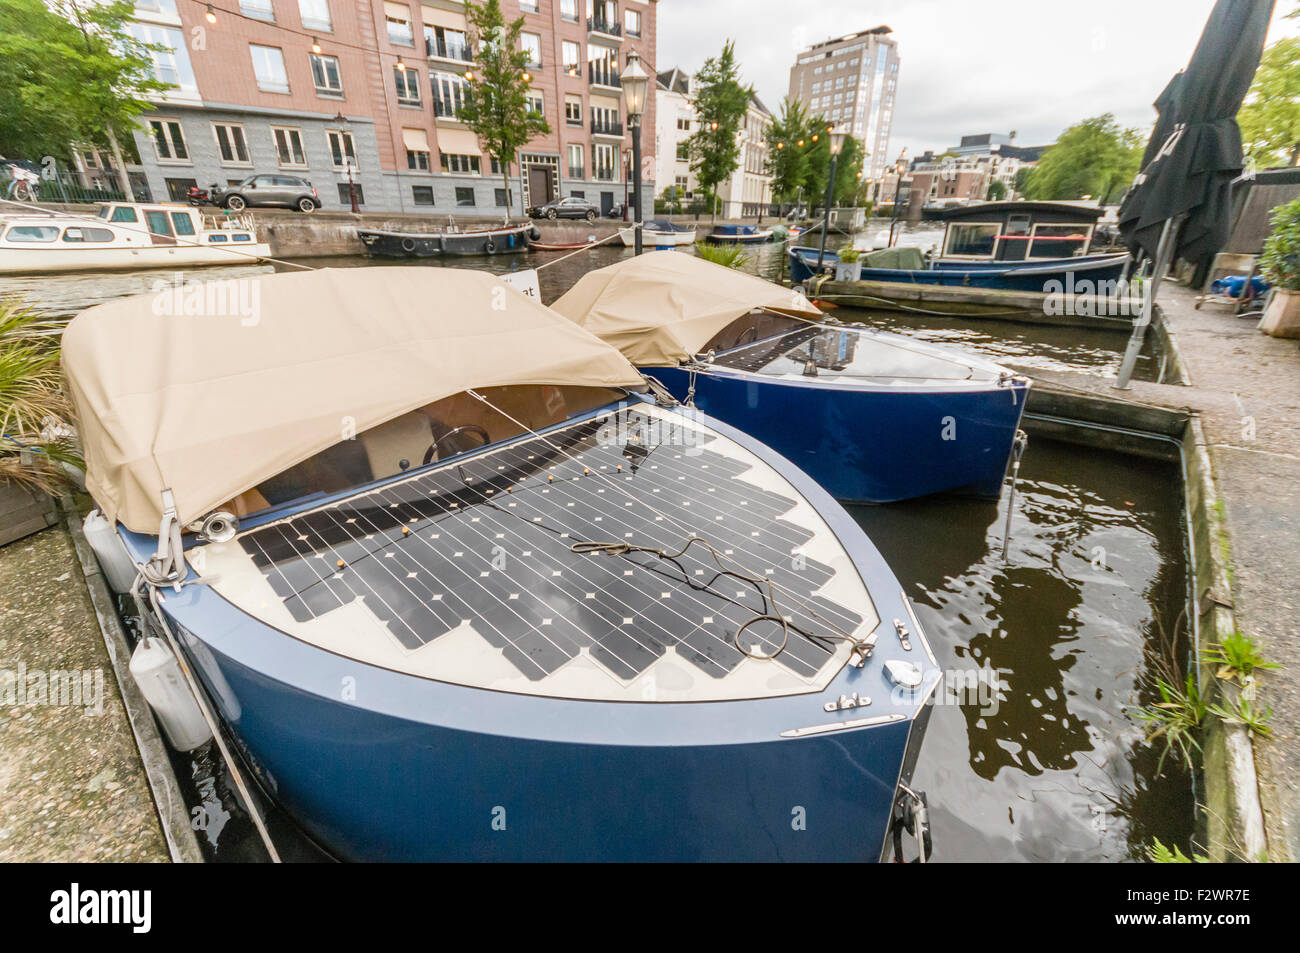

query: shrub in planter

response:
[0,299,81,545]
[834,247,862,282]
[1259,198,1300,337]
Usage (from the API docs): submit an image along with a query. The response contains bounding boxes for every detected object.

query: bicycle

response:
[4,165,41,202]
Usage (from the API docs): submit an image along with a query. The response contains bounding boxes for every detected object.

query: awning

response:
[402,127,430,152]
[550,251,823,367]
[435,127,481,156]
[62,267,645,532]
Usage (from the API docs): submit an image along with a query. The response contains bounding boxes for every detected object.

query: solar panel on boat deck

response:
[240,407,862,684]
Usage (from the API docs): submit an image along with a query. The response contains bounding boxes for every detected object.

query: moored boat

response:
[64,266,941,861]
[789,245,1130,290]
[553,252,1031,504]
[357,222,538,257]
[707,223,775,244]
[618,218,697,248]
[0,203,269,275]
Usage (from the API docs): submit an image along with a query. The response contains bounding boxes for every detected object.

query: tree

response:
[832,135,865,206]
[0,0,166,194]
[457,0,550,220]
[1239,37,1300,167]
[800,117,834,209]
[764,98,811,207]
[1021,114,1143,204]
[686,41,752,224]
[987,179,1008,201]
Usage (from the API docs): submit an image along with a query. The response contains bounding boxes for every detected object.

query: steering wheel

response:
[423,424,491,465]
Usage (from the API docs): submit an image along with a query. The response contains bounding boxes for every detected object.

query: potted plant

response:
[0,299,81,546]
[834,247,863,282]
[1259,198,1300,338]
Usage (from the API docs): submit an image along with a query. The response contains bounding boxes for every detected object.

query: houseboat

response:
[618,219,697,247]
[357,222,539,257]
[0,203,269,274]
[64,266,941,862]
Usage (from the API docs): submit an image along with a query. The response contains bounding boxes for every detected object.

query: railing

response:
[426,37,472,62]
[433,96,463,118]
[587,17,622,37]
[2,168,126,204]
[593,166,617,182]
[567,166,585,179]
[591,119,624,137]
[588,64,621,88]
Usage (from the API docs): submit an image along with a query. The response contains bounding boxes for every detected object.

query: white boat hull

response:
[618,225,697,247]
[0,242,272,274]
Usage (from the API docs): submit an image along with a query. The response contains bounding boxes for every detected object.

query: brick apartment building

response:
[125,0,657,216]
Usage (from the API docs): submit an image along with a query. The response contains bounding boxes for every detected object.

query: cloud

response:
[657,0,1297,158]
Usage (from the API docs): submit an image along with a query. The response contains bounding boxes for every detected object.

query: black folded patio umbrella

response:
[1118,0,1274,269]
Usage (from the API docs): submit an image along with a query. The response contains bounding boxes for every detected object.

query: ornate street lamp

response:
[620,51,649,255]
[815,126,849,273]
[333,111,359,214]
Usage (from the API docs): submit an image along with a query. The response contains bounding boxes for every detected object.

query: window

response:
[144,210,173,238]
[566,143,583,177]
[133,0,178,14]
[495,188,510,206]
[127,24,197,95]
[208,234,229,243]
[519,0,537,10]
[562,41,581,74]
[676,116,690,131]
[170,212,196,236]
[455,187,476,206]
[109,207,139,223]
[212,123,250,164]
[565,96,583,124]
[624,9,641,36]
[298,0,331,31]
[675,142,688,160]
[149,119,189,161]
[385,2,413,46]
[239,0,274,22]
[944,223,1000,258]
[337,183,365,205]
[527,92,543,116]
[441,153,481,175]
[327,130,357,168]
[412,185,434,205]
[560,0,578,20]
[521,32,542,66]
[570,190,585,198]
[394,65,421,105]
[490,157,503,175]
[4,226,60,243]
[1028,224,1091,259]
[310,53,343,96]
[272,126,307,166]
[250,45,289,93]
[593,142,616,181]
[432,71,469,117]
[408,150,430,170]
[404,128,431,170]
[60,226,115,243]
[428,25,470,61]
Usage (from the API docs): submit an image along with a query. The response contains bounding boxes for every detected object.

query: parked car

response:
[214,174,319,213]
[529,196,599,222]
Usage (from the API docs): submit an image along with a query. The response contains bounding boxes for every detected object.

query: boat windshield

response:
[701,309,806,353]
[221,384,625,520]
[712,326,985,383]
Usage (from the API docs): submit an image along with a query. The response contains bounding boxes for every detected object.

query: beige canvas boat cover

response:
[549,250,823,366]
[62,267,645,532]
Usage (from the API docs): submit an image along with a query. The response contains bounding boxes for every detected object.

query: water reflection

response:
[850,437,1193,861]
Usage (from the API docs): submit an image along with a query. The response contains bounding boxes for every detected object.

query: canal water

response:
[11,224,1192,860]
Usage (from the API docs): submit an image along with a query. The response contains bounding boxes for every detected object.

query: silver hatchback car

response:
[217,174,319,213]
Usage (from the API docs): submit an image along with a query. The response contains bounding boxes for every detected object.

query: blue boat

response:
[707,223,776,244]
[553,252,1031,504]
[789,244,1130,290]
[64,266,942,862]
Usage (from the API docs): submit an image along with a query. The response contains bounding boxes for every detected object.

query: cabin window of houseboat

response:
[144,210,173,239]
[945,223,1000,258]
[170,212,196,236]
[232,234,252,242]
[61,227,114,243]
[1006,213,1031,236]
[109,207,139,223]
[208,234,229,243]
[1028,224,1090,259]
[4,226,60,243]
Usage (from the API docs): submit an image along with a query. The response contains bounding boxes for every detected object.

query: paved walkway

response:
[0,524,169,861]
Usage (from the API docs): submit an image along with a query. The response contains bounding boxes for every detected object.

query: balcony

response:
[426,37,472,62]
[588,64,621,89]
[593,166,617,182]
[567,166,584,179]
[587,16,622,39]
[591,118,624,138]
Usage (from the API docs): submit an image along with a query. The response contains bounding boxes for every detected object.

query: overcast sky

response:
[657,0,1297,158]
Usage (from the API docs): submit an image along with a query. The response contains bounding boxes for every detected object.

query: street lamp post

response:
[620,51,649,255]
[815,127,848,273]
[333,112,359,214]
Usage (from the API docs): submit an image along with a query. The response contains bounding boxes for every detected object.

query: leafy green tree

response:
[764,98,811,207]
[457,0,550,219]
[0,0,166,195]
[1021,114,1143,204]
[987,179,1008,201]
[686,41,752,224]
[1239,37,1300,168]
[832,135,865,206]
[801,117,834,209]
